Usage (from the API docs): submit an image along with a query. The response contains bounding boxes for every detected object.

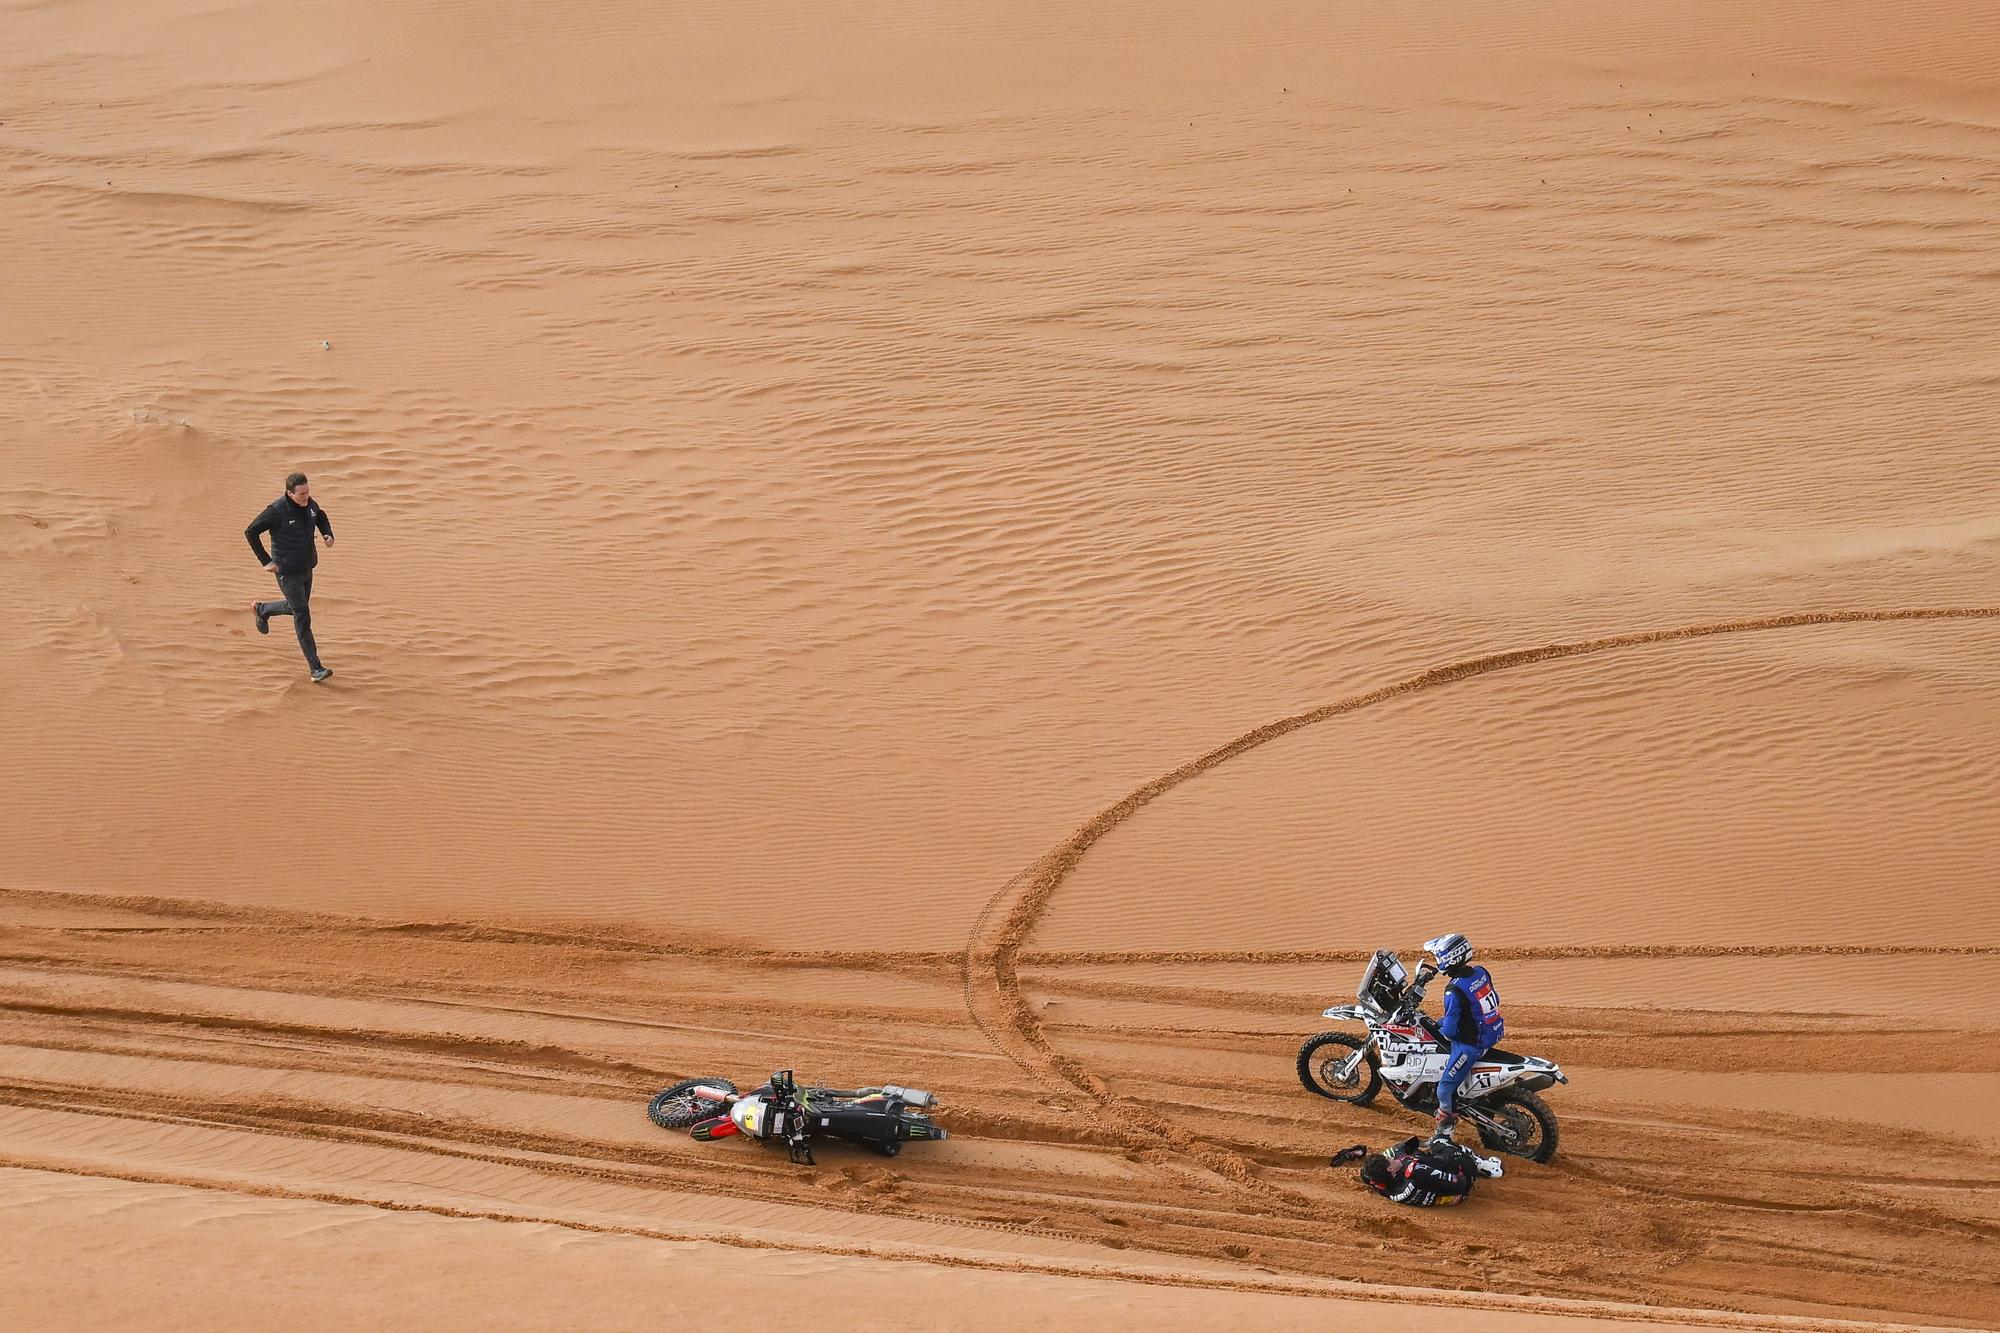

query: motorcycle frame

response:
[1316,1000,1565,1136]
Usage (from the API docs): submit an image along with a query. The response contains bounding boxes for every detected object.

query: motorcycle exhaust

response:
[881,1085,936,1108]
[690,1084,736,1102]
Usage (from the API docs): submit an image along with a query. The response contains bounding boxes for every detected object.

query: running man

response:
[246,472,335,682]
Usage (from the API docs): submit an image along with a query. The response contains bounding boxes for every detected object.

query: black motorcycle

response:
[647,1069,947,1165]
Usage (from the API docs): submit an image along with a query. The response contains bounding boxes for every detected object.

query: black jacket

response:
[246,495,332,575]
[1360,1137,1481,1207]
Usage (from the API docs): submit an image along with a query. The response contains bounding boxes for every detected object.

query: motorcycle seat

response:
[1480,1046,1523,1063]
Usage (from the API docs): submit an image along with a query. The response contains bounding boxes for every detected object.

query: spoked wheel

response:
[648,1077,737,1130]
[1296,1032,1382,1106]
[1473,1088,1560,1163]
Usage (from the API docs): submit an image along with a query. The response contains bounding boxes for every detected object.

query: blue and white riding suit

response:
[1435,966,1505,1116]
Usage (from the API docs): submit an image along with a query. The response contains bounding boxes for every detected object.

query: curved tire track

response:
[960,607,2000,1178]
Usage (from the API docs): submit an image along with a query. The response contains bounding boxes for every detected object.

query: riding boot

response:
[1429,1109,1459,1145]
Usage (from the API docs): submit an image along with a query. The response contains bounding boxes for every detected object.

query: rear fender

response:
[1515,1056,1567,1088]
[1469,1056,1566,1099]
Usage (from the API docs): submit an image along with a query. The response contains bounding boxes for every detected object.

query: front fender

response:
[1320,1004,1371,1021]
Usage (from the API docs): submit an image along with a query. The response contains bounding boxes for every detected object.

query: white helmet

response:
[1424,932,1473,971]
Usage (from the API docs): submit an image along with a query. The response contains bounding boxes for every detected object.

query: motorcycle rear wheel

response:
[648,1077,738,1130]
[1474,1088,1559,1163]
[1296,1032,1382,1106]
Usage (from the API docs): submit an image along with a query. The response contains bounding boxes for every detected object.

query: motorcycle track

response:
[1,610,1995,1329]
[959,606,2000,1322]
[2,876,1995,1327]
[960,607,2000,1156]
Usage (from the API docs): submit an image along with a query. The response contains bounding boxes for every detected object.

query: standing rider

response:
[1415,932,1504,1144]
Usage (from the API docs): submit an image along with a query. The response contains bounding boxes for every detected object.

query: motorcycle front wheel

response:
[1474,1088,1560,1163]
[648,1077,738,1130]
[1296,1032,1382,1106]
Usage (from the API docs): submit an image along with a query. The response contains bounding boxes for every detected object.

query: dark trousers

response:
[258,570,322,671]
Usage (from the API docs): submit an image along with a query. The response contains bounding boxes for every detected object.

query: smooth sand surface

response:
[3,0,1997,1327]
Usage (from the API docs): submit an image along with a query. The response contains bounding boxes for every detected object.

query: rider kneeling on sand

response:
[1409,932,1505,1144]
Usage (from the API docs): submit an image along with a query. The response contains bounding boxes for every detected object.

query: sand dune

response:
[1036,614,2000,955]
[4,0,1999,1326]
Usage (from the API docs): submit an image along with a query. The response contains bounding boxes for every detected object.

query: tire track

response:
[1020,943,2000,966]
[0,885,961,977]
[3,1155,1933,1333]
[5,609,1995,1325]
[4,878,1992,1322]
[960,607,2000,1179]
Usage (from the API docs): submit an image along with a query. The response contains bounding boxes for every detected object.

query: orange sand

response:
[3,0,1997,1327]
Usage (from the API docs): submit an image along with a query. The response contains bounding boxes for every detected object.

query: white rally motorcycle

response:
[1298,949,1567,1162]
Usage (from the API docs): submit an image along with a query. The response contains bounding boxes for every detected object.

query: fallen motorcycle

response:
[1298,949,1568,1162]
[646,1069,947,1165]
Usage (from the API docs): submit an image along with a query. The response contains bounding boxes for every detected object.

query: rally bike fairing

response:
[1298,949,1568,1163]
[646,1070,947,1166]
